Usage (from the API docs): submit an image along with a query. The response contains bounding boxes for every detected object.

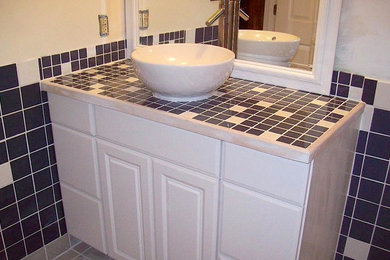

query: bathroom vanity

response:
[42,60,364,260]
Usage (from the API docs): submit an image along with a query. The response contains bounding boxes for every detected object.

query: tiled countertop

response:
[41,59,364,163]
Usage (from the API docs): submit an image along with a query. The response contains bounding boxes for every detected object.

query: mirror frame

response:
[124,0,342,95]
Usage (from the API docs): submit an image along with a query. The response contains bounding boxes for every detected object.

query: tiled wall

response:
[331,71,390,259]
[0,40,126,260]
[139,25,219,46]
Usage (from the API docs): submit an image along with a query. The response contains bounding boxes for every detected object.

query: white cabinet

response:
[97,140,155,260]
[219,183,302,260]
[153,159,219,260]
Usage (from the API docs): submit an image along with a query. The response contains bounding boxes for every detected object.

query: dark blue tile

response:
[0,88,22,115]
[111,41,118,51]
[24,105,45,131]
[338,72,351,85]
[18,194,38,219]
[53,65,61,76]
[40,205,57,229]
[11,155,31,181]
[366,133,390,159]
[0,204,19,228]
[353,199,378,224]
[362,79,377,105]
[344,196,355,217]
[0,185,16,209]
[195,28,204,43]
[330,83,337,95]
[48,145,56,164]
[337,234,347,253]
[36,187,54,210]
[119,50,125,59]
[30,148,49,172]
[53,183,62,202]
[362,156,388,182]
[351,74,364,88]
[337,84,349,98]
[5,240,26,260]
[0,141,7,164]
[356,131,368,153]
[88,57,96,68]
[340,216,351,235]
[43,103,51,124]
[71,61,80,72]
[21,83,42,108]
[0,120,4,141]
[332,70,339,83]
[104,54,111,63]
[61,52,70,63]
[6,134,28,160]
[348,175,359,196]
[59,218,67,235]
[349,219,374,243]
[118,40,125,49]
[96,45,103,55]
[335,253,343,260]
[70,50,79,61]
[371,108,390,135]
[204,26,212,42]
[377,206,390,229]
[112,52,119,61]
[352,154,364,176]
[56,202,64,219]
[3,111,25,138]
[103,43,111,53]
[41,56,51,67]
[96,55,104,65]
[368,246,390,260]
[33,168,52,192]
[358,178,384,203]
[79,48,87,59]
[25,231,43,254]
[14,175,34,200]
[42,222,59,244]
[0,64,19,90]
[51,54,61,66]
[3,222,23,247]
[382,185,390,207]
[43,67,52,79]
[372,226,390,250]
[21,213,40,237]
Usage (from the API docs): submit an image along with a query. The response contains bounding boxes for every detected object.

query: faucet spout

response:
[205,8,225,26]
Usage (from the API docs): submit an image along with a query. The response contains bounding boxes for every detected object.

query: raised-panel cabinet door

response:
[97,140,155,260]
[219,183,303,260]
[153,159,219,260]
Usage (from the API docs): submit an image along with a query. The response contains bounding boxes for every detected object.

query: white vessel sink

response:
[237,30,300,66]
[131,43,235,102]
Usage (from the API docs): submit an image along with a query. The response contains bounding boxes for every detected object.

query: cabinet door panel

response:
[219,183,303,260]
[61,183,106,253]
[153,160,219,260]
[98,140,155,260]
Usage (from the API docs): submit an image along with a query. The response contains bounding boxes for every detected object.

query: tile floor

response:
[52,241,112,260]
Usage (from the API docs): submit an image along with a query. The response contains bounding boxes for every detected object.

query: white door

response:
[97,140,155,260]
[219,183,303,260]
[153,159,219,260]
[265,0,319,65]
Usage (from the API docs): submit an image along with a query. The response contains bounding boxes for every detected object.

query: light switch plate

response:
[98,15,109,37]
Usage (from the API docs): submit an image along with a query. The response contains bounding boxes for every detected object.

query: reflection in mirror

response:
[238,0,319,70]
[137,0,219,46]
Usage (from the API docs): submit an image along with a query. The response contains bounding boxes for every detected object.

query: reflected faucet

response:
[205,0,250,55]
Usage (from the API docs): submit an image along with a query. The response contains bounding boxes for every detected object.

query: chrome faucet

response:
[205,0,250,55]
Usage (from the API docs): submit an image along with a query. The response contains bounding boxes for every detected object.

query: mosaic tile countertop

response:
[41,59,364,163]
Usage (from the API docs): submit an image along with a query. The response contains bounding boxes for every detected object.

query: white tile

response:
[226,116,246,124]
[0,162,13,188]
[360,105,374,132]
[46,234,71,259]
[92,75,106,80]
[186,29,195,43]
[275,110,293,118]
[348,87,363,102]
[311,99,328,106]
[317,120,335,128]
[153,34,159,45]
[252,87,267,93]
[230,105,247,112]
[90,83,105,89]
[256,101,273,107]
[261,131,280,141]
[89,89,104,95]
[125,77,139,83]
[125,86,141,92]
[343,237,370,260]
[87,46,96,58]
[374,80,390,111]
[61,63,72,75]
[181,111,198,119]
[16,59,40,86]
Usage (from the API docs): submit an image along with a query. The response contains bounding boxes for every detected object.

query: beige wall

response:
[0,0,125,66]
[334,0,390,81]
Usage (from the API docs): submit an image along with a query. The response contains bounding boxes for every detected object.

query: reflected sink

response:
[237,30,300,66]
[131,43,235,102]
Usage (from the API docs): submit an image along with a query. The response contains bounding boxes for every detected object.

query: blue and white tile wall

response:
[332,71,390,259]
[0,40,126,260]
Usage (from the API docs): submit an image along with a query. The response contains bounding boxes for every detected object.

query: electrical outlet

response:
[98,15,109,37]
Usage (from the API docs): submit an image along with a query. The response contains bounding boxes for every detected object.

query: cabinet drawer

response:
[223,142,310,205]
[95,106,221,177]
[61,183,106,253]
[48,93,94,134]
[53,123,100,198]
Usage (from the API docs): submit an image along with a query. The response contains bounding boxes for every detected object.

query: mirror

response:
[125,0,342,94]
